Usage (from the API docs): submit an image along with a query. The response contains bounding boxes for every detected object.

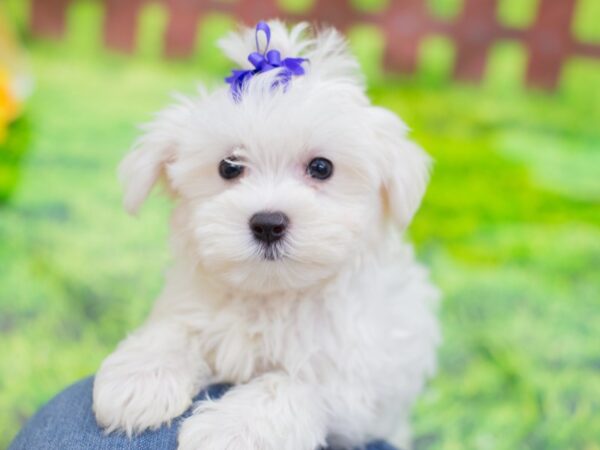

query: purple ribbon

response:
[225,21,307,100]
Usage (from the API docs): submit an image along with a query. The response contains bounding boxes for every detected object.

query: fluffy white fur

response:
[93,20,440,450]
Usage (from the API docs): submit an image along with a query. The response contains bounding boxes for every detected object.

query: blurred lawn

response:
[1,1,600,449]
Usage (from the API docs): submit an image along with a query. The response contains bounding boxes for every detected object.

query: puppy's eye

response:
[219,158,244,180]
[307,157,334,180]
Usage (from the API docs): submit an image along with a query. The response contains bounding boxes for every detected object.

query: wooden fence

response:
[29,0,600,90]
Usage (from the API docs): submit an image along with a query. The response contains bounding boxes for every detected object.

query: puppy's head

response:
[119,21,430,293]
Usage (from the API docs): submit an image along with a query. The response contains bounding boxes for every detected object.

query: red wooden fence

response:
[28,0,600,90]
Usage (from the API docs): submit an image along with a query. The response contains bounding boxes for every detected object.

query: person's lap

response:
[9,377,397,450]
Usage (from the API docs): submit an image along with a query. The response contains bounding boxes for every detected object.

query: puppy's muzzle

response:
[249,211,289,245]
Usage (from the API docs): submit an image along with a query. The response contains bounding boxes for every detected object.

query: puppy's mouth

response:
[259,243,285,261]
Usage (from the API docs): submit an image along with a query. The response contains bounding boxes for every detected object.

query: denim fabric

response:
[9,377,397,450]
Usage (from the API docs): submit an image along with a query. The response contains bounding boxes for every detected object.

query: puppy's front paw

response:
[93,353,201,435]
[177,401,322,450]
[178,409,267,450]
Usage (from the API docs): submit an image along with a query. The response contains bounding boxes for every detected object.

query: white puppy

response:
[93,20,440,450]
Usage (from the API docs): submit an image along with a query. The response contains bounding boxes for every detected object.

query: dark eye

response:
[219,158,244,180]
[307,157,334,180]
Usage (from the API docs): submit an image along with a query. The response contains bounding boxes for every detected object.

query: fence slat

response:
[382,0,432,74]
[30,0,71,38]
[453,0,498,82]
[232,0,279,26]
[104,0,144,53]
[309,0,359,31]
[525,0,577,90]
[164,0,203,57]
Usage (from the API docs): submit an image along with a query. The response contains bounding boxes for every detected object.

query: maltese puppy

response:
[93,20,440,450]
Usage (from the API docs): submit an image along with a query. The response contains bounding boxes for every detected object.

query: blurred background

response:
[1,0,599,449]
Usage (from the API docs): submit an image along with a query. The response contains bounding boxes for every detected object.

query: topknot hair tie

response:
[225,21,308,100]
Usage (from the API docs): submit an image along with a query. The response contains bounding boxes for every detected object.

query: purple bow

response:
[225,21,308,100]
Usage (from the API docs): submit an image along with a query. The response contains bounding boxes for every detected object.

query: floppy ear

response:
[118,106,186,215]
[370,106,432,229]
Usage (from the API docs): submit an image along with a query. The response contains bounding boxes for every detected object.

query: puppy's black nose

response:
[249,211,289,244]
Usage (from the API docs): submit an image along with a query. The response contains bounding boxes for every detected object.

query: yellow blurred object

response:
[0,69,20,142]
[0,9,31,144]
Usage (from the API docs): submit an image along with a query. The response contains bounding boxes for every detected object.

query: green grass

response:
[1,1,600,449]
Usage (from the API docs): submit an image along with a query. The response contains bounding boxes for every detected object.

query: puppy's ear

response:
[119,106,186,215]
[370,106,431,229]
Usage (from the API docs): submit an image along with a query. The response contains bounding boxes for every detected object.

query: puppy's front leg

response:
[93,319,210,435]
[178,372,327,450]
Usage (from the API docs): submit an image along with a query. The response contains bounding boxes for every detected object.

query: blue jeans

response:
[9,377,398,450]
